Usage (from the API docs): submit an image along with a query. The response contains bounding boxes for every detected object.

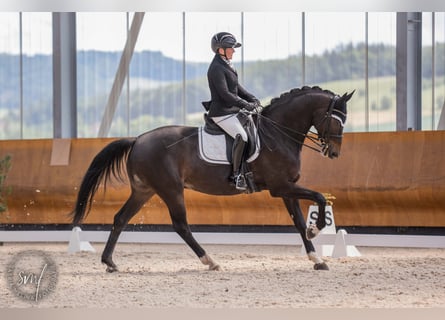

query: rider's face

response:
[219,47,235,60]
[225,48,235,60]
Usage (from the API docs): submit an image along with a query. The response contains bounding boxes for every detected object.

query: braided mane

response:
[266,86,335,108]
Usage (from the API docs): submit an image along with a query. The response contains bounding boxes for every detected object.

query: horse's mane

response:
[265,86,335,108]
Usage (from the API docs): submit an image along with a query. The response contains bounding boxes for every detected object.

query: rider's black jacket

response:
[206,54,257,117]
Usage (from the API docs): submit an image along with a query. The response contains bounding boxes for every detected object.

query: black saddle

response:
[203,112,258,162]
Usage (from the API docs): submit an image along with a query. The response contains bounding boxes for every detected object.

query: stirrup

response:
[235,174,248,191]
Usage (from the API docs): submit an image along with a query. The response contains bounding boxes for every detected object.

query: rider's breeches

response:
[211,114,248,142]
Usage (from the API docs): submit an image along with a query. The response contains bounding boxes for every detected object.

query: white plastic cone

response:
[67,226,95,253]
[332,229,361,258]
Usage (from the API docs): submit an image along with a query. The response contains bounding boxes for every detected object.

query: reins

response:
[165,94,343,155]
[257,94,341,154]
[257,114,324,153]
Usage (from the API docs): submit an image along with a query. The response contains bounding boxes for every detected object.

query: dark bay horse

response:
[71,86,354,272]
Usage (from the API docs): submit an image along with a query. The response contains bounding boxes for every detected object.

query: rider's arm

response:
[238,83,260,105]
[210,67,246,107]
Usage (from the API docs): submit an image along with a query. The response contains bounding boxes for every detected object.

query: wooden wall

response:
[1,131,444,227]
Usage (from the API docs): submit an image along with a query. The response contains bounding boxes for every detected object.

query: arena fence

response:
[0,229,444,249]
[0,131,444,249]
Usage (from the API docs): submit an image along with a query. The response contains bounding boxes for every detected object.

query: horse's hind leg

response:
[102,190,153,272]
[283,198,329,270]
[160,190,220,271]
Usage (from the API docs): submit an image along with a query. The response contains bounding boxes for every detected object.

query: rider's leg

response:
[211,114,248,190]
[231,134,247,190]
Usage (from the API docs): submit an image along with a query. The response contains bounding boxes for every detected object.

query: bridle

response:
[257,95,345,155]
[314,95,346,156]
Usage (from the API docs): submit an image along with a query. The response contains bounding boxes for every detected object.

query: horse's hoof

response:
[209,264,222,271]
[314,262,329,271]
[306,226,319,240]
[106,265,118,273]
[102,258,118,273]
[200,254,221,271]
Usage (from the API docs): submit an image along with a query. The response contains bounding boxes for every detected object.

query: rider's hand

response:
[251,98,262,107]
[240,100,257,111]
[254,105,264,113]
[250,98,263,113]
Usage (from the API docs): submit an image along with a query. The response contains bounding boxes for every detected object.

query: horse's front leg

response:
[283,198,329,270]
[305,191,327,240]
[271,185,327,240]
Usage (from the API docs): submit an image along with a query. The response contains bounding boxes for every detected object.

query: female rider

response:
[206,32,261,190]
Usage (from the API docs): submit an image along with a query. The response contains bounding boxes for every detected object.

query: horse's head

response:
[313,91,354,159]
[260,87,354,159]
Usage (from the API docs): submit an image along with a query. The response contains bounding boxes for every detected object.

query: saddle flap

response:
[198,114,261,165]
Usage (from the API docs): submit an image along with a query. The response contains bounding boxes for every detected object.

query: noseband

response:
[315,95,346,155]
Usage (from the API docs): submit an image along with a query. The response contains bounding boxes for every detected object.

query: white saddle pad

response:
[198,127,260,165]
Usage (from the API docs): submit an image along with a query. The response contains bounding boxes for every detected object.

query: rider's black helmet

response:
[211,32,241,53]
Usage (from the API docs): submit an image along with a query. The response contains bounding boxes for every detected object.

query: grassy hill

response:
[1,42,444,138]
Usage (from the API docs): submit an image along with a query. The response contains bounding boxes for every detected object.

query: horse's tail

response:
[71,138,137,226]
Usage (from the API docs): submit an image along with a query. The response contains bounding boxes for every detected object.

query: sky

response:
[0,12,444,62]
[0,12,388,60]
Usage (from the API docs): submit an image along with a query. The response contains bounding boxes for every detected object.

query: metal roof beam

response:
[97,12,145,137]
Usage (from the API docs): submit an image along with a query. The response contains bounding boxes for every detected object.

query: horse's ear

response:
[342,90,355,102]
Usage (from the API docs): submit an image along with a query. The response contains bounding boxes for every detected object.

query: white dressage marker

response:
[67,226,95,253]
[332,229,361,258]
[301,205,336,256]
[302,205,361,257]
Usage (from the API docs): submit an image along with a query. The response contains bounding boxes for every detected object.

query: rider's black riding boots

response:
[231,134,248,191]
